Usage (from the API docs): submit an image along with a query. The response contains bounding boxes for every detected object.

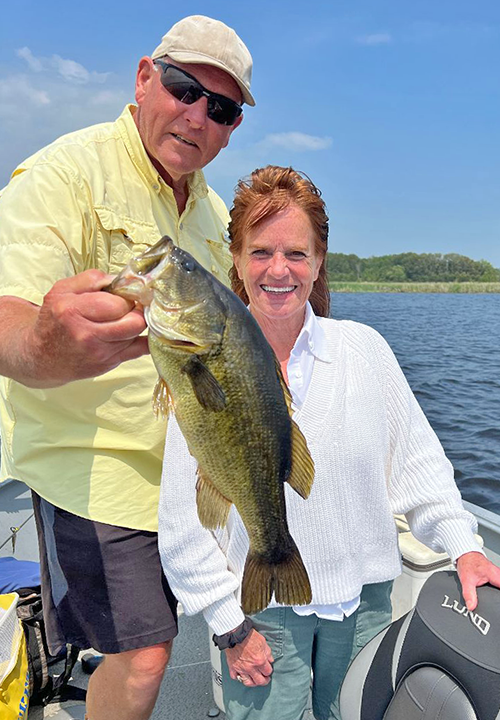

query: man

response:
[0,15,254,720]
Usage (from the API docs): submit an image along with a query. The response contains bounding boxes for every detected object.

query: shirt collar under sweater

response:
[288,302,331,408]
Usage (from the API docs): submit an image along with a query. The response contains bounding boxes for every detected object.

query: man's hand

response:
[0,270,149,388]
[456,551,500,611]
[225,629,274,687]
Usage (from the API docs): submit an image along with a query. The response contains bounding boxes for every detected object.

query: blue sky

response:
[1,1,499,266]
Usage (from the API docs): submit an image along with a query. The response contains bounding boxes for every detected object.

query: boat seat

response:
[339,570,500,720]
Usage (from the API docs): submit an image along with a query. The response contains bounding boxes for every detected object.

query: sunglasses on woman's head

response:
[153,60,243,126]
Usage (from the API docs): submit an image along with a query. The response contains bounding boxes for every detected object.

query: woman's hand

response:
[225,629,274,687]
[456,551,500,611]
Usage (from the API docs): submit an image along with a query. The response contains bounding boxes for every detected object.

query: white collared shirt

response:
[287,303,360,621]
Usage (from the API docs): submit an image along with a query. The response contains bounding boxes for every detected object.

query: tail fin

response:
[241,546,312,615]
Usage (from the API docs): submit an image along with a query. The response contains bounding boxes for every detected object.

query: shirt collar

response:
[116,104,208,200]
[291,302,330,362]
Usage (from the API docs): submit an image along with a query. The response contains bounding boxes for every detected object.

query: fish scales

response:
[107,236,314,613]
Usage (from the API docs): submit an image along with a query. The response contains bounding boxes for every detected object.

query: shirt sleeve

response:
[158,415,246,635]
[0,160,93,304]
[369,327,483,561]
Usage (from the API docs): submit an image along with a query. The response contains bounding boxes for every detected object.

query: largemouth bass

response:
[108,236,314,614]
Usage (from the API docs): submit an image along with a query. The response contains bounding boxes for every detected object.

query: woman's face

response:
[233,204,323,326]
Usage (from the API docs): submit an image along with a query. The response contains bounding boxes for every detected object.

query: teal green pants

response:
[221,581,393,720]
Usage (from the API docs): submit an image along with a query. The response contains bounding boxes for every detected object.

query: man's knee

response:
[104,640,173,693]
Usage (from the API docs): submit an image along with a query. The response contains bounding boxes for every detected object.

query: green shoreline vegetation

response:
[326,252,500,293]
[329,281,500,293]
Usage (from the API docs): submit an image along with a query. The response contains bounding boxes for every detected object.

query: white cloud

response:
[0,49,128,186]
[16,47,43,72]
[16,47,109,84]
[260,132,332,152]
[51,55,110,84]
[356,33,392,46]
[51,55,91,84]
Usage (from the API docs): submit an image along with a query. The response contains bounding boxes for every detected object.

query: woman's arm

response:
[158,415,246,635]
[370,328,500,605]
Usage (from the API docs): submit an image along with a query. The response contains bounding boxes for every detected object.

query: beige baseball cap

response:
[151,15,255,107]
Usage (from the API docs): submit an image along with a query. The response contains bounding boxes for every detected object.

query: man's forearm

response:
[0,296,45,387]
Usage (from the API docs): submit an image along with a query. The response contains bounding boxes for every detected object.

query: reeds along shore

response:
[329,282,500,294]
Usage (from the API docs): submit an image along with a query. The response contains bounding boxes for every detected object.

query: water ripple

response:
[331,293,500,513]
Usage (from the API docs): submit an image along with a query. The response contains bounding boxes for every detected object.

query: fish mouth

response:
[261,285,297,294]
[149,329,212,354]
[107,273,153,304]
[106,237,175,301]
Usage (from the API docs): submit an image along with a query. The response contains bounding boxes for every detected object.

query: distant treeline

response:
[326,252,500,283]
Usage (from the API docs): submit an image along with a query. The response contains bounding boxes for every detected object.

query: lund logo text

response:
[441,595,490,636]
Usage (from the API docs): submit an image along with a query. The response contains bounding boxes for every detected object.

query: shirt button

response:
[152,183,159,191]
[179,223,184,230]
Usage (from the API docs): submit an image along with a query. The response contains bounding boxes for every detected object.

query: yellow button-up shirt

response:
[0,105,232,531]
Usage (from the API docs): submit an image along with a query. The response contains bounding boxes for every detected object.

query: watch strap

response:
[212,617,253,650]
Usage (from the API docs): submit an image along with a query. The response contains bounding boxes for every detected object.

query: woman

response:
[158,166,500,720]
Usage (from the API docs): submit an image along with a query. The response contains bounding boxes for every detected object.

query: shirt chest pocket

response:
[204,236,232,281]
[94,207,161,274]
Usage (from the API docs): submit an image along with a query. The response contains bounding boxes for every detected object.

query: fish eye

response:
[181,258,195,272]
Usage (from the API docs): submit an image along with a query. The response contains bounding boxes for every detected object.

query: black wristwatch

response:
[212,618,253,650]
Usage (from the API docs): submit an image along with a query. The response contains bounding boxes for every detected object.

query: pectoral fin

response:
[273,356,315,499]
[196,470,232,529]
[152,377,173,419]
[182,356,226,412]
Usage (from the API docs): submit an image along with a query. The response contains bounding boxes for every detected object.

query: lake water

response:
[330,293,500,514]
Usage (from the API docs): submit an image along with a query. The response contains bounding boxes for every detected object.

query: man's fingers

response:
[112,336,150,364]
[51,270,114,295]
[74,292,139,323]
[87,308,147,340]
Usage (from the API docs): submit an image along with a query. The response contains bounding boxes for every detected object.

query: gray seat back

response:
[340,571,500,720]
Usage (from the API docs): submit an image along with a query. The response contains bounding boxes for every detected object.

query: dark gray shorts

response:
[32,492,178,655]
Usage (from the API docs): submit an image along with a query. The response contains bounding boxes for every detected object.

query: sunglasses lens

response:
[160,67,201,104]
[167,82,201,105]
[158,63,241,126]
[207,97,241,126]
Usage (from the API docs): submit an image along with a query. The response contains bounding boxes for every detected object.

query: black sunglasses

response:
[153,60,243,126]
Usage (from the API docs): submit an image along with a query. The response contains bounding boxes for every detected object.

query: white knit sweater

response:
[158,319,481,635]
